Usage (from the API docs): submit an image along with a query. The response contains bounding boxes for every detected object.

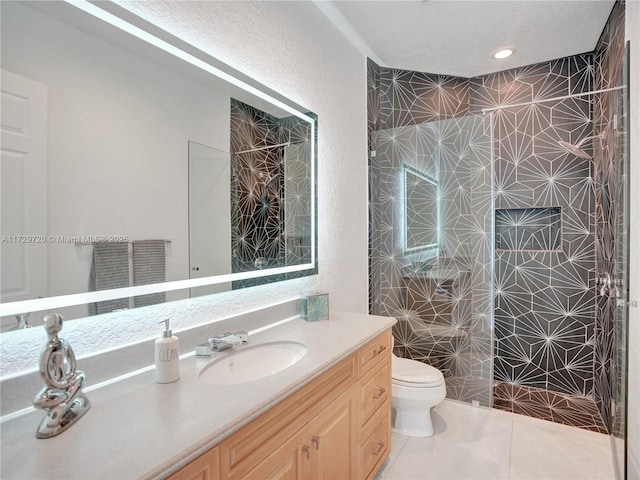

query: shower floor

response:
[493,382,609,434]
[377,399,614,480]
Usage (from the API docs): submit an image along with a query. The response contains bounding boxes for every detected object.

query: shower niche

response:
[495,207,562,251]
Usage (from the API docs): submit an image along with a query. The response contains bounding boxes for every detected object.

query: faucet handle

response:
[208,332,243,351]
[208,333,232,351]
[233,330,249,343]
[221,334,243,345]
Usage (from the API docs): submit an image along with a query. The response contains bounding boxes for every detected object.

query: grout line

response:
[380,434,409,479]
[507,417,515,479]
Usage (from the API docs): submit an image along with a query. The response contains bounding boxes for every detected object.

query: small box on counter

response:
[300,291,329,321]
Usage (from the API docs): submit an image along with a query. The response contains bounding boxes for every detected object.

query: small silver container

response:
[300,291,329,321]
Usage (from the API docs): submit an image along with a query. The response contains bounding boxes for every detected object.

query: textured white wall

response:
[625,1,639,477]
[0,1,369,377]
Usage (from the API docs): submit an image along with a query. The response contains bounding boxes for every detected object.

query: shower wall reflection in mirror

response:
[188,105,312,296]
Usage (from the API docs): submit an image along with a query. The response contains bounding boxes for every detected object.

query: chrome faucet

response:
[210,331,248,351]
[12,312,33,330]
[195,330,249,356]
[254,257,268,269]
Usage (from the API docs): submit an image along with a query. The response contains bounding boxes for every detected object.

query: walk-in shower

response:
[367,0,629,476]
[368,2,629,469]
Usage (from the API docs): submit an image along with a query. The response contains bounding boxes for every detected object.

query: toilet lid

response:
[392,355,444,385]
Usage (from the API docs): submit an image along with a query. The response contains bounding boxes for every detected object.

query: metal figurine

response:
[32,313,90,438]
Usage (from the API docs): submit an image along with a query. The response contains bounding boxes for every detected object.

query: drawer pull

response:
[373,345,387,356]
[302,445,311,460]
[311,435,321,449]
[371,441,385,456]
[372,387,386,399]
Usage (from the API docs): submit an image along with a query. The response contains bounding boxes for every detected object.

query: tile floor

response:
[377,400,615,480]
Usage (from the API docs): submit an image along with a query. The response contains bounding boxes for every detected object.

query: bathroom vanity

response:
[0,312,395,479]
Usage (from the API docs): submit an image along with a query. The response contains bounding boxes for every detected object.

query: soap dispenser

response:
[155,319,180,383]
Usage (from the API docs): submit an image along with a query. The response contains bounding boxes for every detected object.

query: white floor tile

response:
[509,416,615,479]
[379,400,617,480]
[374,432,409,479]
[383,400,513,479]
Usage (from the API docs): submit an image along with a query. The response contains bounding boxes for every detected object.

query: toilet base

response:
[392,403,435,437]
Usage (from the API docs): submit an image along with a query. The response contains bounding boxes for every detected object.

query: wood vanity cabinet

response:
[239,385,359,480]
[357,330,392,480]
[167,329,391,480]
[167,447,220,480]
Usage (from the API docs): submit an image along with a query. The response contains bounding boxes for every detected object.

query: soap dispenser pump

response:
[155,319,180,383]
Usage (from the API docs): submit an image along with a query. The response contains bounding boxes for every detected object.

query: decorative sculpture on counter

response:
[32,313,90,438]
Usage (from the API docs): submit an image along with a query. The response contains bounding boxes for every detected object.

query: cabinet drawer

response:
[358,331,391,376]
[361,410,391,480]
[359,360,390,433]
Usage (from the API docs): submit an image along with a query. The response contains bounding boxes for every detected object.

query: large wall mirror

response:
[0,0,317,330]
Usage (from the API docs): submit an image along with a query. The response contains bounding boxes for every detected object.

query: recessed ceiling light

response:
[492,47,516,59]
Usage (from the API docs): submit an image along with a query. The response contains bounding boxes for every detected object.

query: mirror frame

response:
[0,0,318,318]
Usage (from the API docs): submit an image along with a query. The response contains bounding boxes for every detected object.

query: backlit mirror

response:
[0,0,317,330]
[403,165,439,254]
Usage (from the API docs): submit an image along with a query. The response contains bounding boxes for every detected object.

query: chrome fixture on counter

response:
[32,314,90,439]
[13,312,32,330]
[195,331,249,356]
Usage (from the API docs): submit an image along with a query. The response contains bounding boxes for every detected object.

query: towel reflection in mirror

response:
[88,239,167,315]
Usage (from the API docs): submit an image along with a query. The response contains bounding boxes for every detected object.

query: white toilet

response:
[391,339,447,437]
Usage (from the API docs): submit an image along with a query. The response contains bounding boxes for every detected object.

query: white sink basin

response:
[199,341,307,386]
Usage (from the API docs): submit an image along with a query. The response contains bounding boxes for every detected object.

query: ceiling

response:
[315,0,616,78]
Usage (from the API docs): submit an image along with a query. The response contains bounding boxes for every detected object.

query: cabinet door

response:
[220,354,357,479]
[167,447,219,480]
[307,384,358,480]
[240,429,309,480]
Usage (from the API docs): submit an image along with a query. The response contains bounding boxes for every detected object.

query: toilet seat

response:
[392,355,445,387]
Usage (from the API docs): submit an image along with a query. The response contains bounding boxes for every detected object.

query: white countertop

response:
[0,311,396,480]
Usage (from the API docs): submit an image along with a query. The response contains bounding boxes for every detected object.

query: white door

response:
[188,141,231,297]
[1,69,48,304]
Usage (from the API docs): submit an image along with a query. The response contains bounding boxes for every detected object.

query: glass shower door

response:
[610,42,630,480]
[369,113,494,407]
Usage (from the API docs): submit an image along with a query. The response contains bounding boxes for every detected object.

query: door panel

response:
[1,69,48,311]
